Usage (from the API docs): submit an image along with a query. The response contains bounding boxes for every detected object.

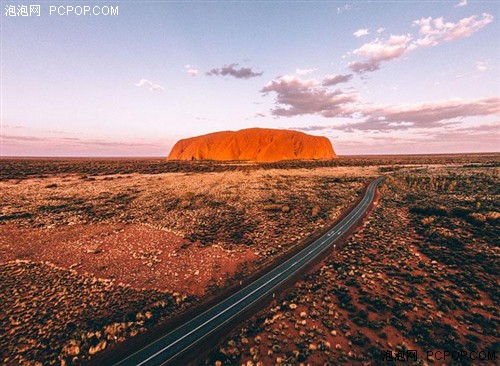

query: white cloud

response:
[353,28,370,38]
[348,13,494,73]
[414,13,494,47]
[262,75,318,93]
[184,65,199,77]
[476,60,492,72]
[135,79,164,92]
[337,4,351,14]
[354,34,415,59]
[455,0,467,8]
[376,27,385,33]
[348,34,416,73]
[295,68,317,75]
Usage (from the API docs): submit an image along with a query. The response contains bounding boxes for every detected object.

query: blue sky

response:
[1,0,499,156]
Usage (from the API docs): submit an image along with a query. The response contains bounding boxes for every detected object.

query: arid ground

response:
[0,155,498,365]
[203,163,499,366]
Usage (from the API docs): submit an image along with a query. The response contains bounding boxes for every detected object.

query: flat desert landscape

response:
[1,155,498,365]
[3,1,499,364]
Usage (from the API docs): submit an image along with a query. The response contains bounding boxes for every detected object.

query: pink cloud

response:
[334,127,499,155]
[319,97,500,131]
[348,34,415,73]
[322,74,353,86]
[363,97,500,127]
[414,13,494,47]
[348,13,494,73]
[262,75,318,93]
[184,65,199,77]
[263,70,499,126]
[284,97,500,132]
[261,75,358,117]
[294,122,499,155]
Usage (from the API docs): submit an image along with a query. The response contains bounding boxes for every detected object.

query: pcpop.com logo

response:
[49,5,119,16]
[4,4,41,17]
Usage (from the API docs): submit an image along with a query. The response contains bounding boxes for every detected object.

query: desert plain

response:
[0,154,498,365]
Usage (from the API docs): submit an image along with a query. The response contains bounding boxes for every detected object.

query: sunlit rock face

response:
[167,128,337,162]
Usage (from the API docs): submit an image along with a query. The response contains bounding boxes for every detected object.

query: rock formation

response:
[167,128,336,162]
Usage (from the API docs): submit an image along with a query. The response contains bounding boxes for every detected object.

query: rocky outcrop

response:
[167,128,336,162]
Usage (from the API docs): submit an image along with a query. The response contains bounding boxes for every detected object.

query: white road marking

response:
[117,178,382,366]
[136,264,290,365]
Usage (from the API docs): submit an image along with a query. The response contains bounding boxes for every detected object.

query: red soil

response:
[0,223,257,296]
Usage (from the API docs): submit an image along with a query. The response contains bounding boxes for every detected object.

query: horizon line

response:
[1,151,499,159]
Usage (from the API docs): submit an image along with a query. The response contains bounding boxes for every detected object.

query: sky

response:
[1,0,499,156]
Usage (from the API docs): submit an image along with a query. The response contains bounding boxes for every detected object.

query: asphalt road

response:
[114,176,385,366]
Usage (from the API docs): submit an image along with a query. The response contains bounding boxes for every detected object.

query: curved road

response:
[114,176,385,366]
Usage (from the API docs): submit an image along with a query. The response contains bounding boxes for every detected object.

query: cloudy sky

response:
[1,0,499,156]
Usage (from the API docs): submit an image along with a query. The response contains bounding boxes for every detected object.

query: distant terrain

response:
[0,154,498,365]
